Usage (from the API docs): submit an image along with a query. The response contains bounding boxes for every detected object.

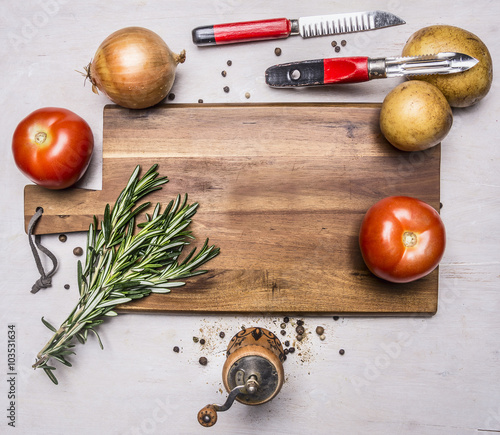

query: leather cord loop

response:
[28,207,58,293]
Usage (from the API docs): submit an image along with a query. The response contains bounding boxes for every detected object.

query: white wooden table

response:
[1,1,499,434]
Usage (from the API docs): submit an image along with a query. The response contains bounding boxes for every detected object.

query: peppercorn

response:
[64,284,70,290]
[339,349,345,355]
[227,60,232,66]
[296,319,304,326]
[193,336,199,343]
[58,234,67,243]
[316,326,325,335]
[280,323,286,329]
[73,247,83,256]
[288,347,295,354]
[173,346,180,353]
[219,332,225,339]
[283,317,290,323]
[296,334,304,341]
[199,357,208,365]
[274,47,282,56]
[221,70,227,77]
[199,339,206,345]
[284,340,290,347]
[280,330,286,336]
[341,40,347,47]
[335,46,341,53]
[168,93,175,100]
[296,325,305,335]
[223,86,230,93]
[198,99,204,103]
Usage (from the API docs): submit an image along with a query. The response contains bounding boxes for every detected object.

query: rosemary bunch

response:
[33,164,219,384]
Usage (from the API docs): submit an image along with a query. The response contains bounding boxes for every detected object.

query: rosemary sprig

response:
[33,164,219,384]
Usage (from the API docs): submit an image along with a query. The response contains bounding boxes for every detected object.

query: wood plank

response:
[24,103,441,315]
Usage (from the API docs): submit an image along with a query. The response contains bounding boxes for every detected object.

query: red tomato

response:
[359,196,446,283]
[12,107,94,189]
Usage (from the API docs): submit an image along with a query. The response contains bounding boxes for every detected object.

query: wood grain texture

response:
[24,103,441,315]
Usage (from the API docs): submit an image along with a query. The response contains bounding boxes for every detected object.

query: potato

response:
[380,81,453,152]
[402,25,492,107]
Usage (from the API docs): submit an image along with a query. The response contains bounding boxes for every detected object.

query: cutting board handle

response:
[24,185,103,234]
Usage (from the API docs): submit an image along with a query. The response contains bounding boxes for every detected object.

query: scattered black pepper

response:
[341,40,347,47]
[73,247,83,256]
[335,46,341,53]
[315,326,325,335]
[198,99,204,104]
[284,340,290,347]
[331,40,337,47]
[227,60,232,66]
[339,349,345,355]
[288,347,295,354]
[296,320,304,326]
[64,284,70,290]
[168,93,175,100]
[219,332,225,339]
[173,346,180,353]
[283,317,289,323]
[296,325,305,335]
[223,86,230,93]
[221,70,227,77]
[199,339,206,345]
[199,357,208,365]
[274,47,282,56]
[58,234,67,243]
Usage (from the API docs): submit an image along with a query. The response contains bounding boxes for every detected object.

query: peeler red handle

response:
[323,57,369,84]
[266,56,370,87]
[192,18,292,46]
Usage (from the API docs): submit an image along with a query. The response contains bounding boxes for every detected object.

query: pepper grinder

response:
[197,327,285,427]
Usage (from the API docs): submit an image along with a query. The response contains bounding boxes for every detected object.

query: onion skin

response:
[88,27,186,109]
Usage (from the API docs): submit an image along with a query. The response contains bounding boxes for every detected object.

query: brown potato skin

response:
[402,25,493,108]
[380,81,453,152]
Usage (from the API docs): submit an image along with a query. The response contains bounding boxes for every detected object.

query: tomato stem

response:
[34,132,47,145]
[402,231,417,247]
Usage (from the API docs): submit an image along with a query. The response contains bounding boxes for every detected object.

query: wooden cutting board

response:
[24,103,441,315]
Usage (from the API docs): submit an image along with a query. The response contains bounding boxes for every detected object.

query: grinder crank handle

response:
[197,376,260,427]
[197,385,245,427]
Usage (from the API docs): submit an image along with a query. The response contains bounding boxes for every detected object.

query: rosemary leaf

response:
[43,368,59,385]
[41,317,57,333]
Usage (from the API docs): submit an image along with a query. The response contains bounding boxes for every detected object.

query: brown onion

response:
[86,27,186,109]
